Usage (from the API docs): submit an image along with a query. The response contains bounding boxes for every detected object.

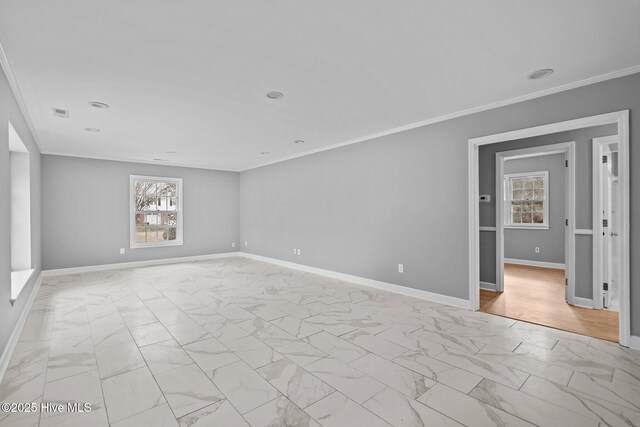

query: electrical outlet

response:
[398,263,404,273]
[293,248,297,255]
[535,247,540,254]
[119,248,125,255]
[297,249,301,256]
[232,242,236,248]
[244,241,248,247]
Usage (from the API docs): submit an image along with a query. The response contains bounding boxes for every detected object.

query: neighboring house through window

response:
[504,171,549,228]
[130,175,183,248]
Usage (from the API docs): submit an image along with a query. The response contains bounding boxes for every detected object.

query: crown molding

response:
[0,40,44,153]
[2,33,638,173]
[240,65,640,172]
[41,151,240,173]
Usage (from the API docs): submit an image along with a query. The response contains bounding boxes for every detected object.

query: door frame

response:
[468,110,630,347]
[592,135,621,310]
[495,142,575,303]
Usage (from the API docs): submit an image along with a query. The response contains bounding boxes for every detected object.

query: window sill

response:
[130,240,184,249]
[504,225,550,230]
[11,269,35,305]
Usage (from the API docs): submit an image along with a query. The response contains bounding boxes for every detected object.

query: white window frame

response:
[130,175,183,248]
[9,121,34,305]
[503,170,549,229]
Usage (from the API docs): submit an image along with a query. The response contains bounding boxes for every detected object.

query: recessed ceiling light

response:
[527,69,554,80]
[83,127,100,132]
[260,151,271,155]
[88,101,110,109]
[166,151,177,154]
[153,158,170,162]
[266,91,284,99]
[293,140,305,144]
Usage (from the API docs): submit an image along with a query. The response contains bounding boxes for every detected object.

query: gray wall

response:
[240,72,640,335]
[503,153,565,264]
[478,124,616,297]
[0,67,42,359]
[42,156,239,269]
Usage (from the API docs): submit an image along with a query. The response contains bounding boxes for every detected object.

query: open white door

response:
[564,150,571,303]
[593,136,621,311]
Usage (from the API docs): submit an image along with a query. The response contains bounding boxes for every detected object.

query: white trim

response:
[629,335,640,351]
[42,252,241,276]
[480,282,497,291]
[239,252,471,310]
[495,142,574,296]
[504,225,550,230]
[0,41,44,152]
[575,229,593,235]
[10,269,35,305]
[504,258,565,270]
[479,226,496,232]
[241,66,640,172]
[3,23,640,174]
[0,271,43,385]
[42,151,239,173]
[574,297,594,309]
[129,175,184,249]
[592,135,620,311]
[42,251,471,310]
[469,110,631,347]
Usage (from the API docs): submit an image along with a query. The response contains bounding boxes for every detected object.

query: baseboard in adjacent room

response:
[573,297,594,309]
[504,258,565,270]
[629,335,640,351]
[0,271,43,385]
[480,282,497,291]
[239,252,471,310]
[42,252,242,276]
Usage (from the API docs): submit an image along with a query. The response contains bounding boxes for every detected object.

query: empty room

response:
[0,1,639,426]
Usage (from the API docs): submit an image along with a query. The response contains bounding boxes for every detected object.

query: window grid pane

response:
[133,177,180,245]
[508,173,546,225]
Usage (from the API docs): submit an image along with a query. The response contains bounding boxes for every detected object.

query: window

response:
[504,171,549,228]
[9,122,34,304]
[130,175,183,248]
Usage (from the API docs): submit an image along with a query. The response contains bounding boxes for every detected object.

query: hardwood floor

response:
[480,263,619,342]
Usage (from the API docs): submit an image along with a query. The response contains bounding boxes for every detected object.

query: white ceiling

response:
[1,0,639,171]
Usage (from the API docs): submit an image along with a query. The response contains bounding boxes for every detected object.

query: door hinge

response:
[603,219,608,227]
[603,155,608,163]
[565,219,568,226]
[565,278,568,286]
[565,160,568,167]
[603,282,609,291]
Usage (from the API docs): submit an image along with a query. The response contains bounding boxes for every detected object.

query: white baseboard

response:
[629,335,640,351]
[239,252,471,310]
[0,271,43,385]
[573,297,593,309]
[42,252,241,276]
[504,258,565,270]
[480,282,497,291]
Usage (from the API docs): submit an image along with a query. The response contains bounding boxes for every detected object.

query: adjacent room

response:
[1,2,639,426]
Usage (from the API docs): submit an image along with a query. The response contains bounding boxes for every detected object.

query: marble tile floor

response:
[1,257,639,426]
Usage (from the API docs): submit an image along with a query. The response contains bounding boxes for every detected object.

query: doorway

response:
[468,110,630,346]
[494,143,574,301]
